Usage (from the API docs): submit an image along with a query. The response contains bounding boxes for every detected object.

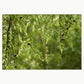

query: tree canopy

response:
[2,14,81,69]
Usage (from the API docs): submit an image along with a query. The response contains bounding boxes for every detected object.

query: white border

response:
[0,8,84,14]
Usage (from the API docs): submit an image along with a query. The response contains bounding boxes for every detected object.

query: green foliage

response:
[2,14,81,69]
